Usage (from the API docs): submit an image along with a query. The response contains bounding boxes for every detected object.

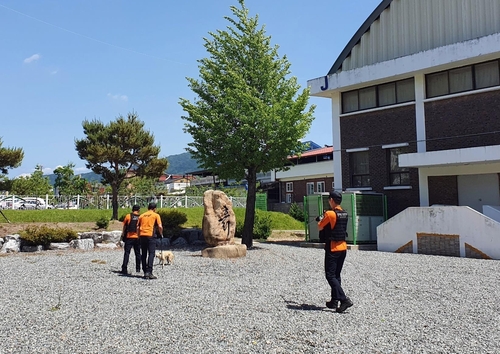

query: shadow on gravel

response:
[111,270,144,279]
[283,298,325,312]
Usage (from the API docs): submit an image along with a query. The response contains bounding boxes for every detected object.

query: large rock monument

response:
[201,190,246,258]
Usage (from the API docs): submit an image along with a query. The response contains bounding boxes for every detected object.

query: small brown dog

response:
[155,250,174,267]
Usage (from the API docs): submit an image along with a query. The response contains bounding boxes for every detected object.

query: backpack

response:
[127,213,139,233]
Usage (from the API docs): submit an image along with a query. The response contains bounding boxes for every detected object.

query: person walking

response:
[317,190,353,313]
[137,202,163,280]
[120,205,142,275]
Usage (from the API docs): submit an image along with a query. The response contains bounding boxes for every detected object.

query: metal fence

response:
[0,194,247,210]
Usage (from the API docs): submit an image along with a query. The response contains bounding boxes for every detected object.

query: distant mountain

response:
[44,152,201,185]
[165,152,200,175]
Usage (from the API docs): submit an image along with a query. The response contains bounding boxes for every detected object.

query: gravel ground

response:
[0,244,499,354]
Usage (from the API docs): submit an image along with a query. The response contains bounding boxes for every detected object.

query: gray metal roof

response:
[327,0,393,75]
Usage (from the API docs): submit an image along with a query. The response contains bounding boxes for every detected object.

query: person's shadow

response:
[111,270,143,278]
[282,298,327,311]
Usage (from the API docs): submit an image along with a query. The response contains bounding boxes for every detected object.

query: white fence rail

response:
[0,195,247,210]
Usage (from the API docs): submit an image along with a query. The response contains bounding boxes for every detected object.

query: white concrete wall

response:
[484,205,500,224]
[377,206,500,259]
[275,160,333,182]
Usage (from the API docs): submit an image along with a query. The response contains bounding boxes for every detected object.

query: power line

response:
[0,3,188,65]
[336,130,500,152]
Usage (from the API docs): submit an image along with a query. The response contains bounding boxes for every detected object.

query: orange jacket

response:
[122,211,140,239]
[138,210,163,237]
[318,206,347,252]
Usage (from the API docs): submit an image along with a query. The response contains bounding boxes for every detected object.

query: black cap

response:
[132,205,140,211]
[148,202,157,210]
[329,190,342,204]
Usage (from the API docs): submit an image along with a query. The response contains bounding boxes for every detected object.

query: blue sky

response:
[1,0,381,178]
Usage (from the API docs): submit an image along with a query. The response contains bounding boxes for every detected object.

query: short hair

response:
[329,190,342,204]
[132,205,140,211]
[148,202,157,210]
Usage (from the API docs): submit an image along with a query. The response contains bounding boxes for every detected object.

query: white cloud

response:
[24,54,41,64]
[42,167,55,175]
[50,70,58,75]
[107,93,128,102]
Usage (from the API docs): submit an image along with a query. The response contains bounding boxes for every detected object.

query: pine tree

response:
[75,112,168,220]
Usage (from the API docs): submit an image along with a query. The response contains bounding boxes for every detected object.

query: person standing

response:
[121,205,142,275]
[317,190,353,313]
[138,202,163,279]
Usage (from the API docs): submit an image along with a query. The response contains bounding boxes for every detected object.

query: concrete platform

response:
[299,242,377,251]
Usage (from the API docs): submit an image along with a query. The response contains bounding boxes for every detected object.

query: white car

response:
[18,197,53,210]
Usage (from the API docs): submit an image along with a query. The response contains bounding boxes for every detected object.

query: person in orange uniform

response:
[121,204,141,275]
[137,202,163,279]
[317,190,353,313]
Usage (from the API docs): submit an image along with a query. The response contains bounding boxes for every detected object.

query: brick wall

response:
[425,91,500,151]
[417,233,460,257]
[339,105,420,217]
[428,176,458,206]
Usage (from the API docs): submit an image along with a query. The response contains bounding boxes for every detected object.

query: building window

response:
[378,82,396,106]
[306,182,315,195]
[388,147,410,186]
[286,193,292,203]
[317,181,325,193]
[359,87,377,110]
[475,61,500,89]
[426,59,500,98]
[449,66,473,94]
[350,151,370,187]
[285,182,293,192]
[341,78,415,113]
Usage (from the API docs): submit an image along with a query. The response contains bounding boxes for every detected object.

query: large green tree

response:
[11,165,53,195]
[179,0,314,248]
[54,163,90,196]
[0,138,24,175]
[75,112,169,220]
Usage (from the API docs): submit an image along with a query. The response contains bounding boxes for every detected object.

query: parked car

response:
[18,197,54,210]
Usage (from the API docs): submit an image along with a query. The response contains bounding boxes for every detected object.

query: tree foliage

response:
[54,163,90,196]
[0,138,24,175]
[75,112,168,219]
[179,0,314,248]
[11,165,53,195]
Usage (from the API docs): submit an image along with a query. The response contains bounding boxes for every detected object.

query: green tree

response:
[75,112,169,220]
[54,163,90,196]
[120,176,158,196]
[11,165,53,195]
[179,0,314,248]
[0,138,24,175]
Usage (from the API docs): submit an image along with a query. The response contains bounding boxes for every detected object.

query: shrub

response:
[156,209,188,237]
[95,216,110,229]
[20,225,78,248]
[234,210,272,240]
[253,210,272,240]
[289,202,305,222]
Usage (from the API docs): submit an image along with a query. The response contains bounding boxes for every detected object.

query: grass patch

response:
[0,207,305,231]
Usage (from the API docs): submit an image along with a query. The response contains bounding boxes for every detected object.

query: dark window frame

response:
[387,147,410,186]
[350,151,371,188]
[341,78,415,114]
[426,59,500,98]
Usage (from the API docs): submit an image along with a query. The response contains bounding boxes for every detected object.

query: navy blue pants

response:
[324,250,347,301]
[140,236,157,274]
[122,238,141,272]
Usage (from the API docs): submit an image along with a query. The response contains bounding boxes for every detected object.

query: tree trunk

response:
[242,168,257,249]
[111,183,119,220]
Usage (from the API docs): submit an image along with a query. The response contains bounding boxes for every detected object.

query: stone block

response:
[201,244,247,259]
